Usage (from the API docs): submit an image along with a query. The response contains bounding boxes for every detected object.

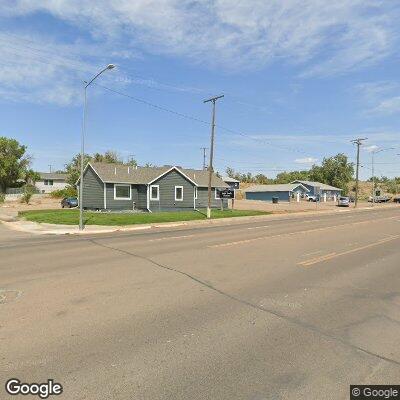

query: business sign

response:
[217,189,235,199]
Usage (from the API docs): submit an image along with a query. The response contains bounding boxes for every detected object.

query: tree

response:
[254,174,271,184]
[0,137,31,192]
[309,153,354,194]
[274,170,309,184]
[65,153,92,186]
[65,151,138,186]
[24,169,41,185]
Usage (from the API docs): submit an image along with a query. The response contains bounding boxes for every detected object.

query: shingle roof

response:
[88,162,228,188]
[39,172,67,180]
[292,180,342,191]
[244,183,309,192]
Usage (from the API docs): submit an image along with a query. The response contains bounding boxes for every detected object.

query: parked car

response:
[368,195,391,203]
[306,194,318,202]
[338,196,350,207]
[61,197,78,208]
[393,197,400,203]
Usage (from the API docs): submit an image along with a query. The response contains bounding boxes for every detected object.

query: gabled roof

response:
[39,172,67,180]
[291,180,342,191]
[82,162,228,188]
[244,183,309,193]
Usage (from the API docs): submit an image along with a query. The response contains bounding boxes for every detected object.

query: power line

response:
[94,82,316,157]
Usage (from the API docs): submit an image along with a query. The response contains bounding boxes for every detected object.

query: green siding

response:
[105,183,139,210]
[150,170,195,211]
[82,166,104,209]
[195,187,228,209]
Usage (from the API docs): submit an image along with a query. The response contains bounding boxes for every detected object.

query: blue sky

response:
[1,1,400,179]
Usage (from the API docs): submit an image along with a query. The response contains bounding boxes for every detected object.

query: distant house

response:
[36,172,68,194]
[77,162,229,211]
[222,176,240,190]
[244,183,309,202]
[291,180,342,199]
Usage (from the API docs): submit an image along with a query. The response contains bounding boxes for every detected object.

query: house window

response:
[114,184,131,200]
[150,185,159,201]
[215,188,221,200]
[175,186,183,201]
[194,187,198,199]
[44,179,53,186]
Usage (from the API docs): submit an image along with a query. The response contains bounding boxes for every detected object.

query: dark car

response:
[61,197,78,208]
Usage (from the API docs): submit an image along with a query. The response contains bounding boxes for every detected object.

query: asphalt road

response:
[1,207,400,399]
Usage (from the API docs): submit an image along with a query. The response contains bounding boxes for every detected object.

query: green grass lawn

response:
[19,209,270,226]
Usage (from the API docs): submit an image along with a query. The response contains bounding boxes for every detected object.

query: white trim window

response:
[114,184,131,200]
[175,186,183,201]
[194,186,198,199]
[150,185,159,201]
[215,188,221,200]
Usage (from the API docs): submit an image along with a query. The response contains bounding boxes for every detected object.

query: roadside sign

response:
[217,189,235,199]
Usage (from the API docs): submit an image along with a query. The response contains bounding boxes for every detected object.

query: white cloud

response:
[295,157,318,164]
[364,145,379,153]
[372,96,400,115]
[0,1,399,105]
[2,1,399,73]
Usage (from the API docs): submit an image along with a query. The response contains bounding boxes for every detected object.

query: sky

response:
[1,1,400,180]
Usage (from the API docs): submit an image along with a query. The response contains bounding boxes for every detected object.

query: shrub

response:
[0,193,5,203]
[50,185,77,198]
[20,185,36,204]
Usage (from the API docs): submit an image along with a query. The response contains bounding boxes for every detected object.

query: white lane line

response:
[148,235,195,242]
[247,225,270,230]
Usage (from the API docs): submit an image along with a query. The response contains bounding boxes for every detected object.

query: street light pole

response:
[79,64,115,230]
[204,95,224,219]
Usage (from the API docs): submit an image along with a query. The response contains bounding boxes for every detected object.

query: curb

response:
[2,204,398,236]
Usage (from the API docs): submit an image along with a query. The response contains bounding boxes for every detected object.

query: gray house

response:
[78,162,229,212]
[291,180,342,199]
[244,183,309,202]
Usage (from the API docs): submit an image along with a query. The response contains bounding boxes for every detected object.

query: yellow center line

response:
[298,235,400,267]
[209,215,395,249]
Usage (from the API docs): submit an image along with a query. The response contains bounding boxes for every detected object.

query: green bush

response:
[20,185,36,204]
[20,191,33,204]
[0,193,5,203]
[50,185,77,198]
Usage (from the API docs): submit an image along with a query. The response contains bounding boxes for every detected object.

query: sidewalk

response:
[1,203,397,236]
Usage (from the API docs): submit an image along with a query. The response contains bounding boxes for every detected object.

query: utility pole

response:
[200,147,208,170]
[48,164,52,173]
[351,138,367,208]
[204,95,224,219]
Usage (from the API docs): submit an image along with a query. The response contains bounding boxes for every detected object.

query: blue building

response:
[291,180,342,200]
[244,183,309,202]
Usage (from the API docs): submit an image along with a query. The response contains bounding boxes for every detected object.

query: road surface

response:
[1,207,400,399]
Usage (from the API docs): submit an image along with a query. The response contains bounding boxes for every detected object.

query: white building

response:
[35,172,68,194]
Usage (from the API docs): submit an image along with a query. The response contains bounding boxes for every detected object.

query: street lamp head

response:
[107,64,116,70]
